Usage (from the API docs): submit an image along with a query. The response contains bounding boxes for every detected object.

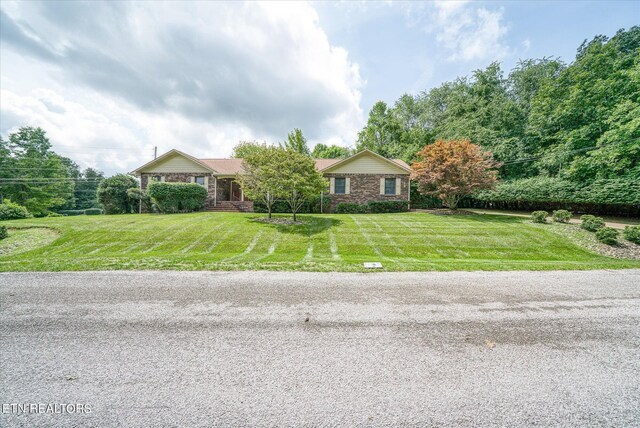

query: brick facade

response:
[324,173,409,212]
[139,171,409,213]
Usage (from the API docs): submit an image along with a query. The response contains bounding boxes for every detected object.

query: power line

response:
[499,138,639,166]
[0,178,104,181]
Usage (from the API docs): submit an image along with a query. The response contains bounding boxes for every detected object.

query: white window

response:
[384,178,396,195]
[194,176,205,186]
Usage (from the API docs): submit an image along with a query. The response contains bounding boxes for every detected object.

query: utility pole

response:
[154,146,157,159]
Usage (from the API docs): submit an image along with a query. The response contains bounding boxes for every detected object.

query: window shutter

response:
[190,176,195,183]
[330,177,335,194]
[160,176,165,182]
[380,178,385,195]
[395,178,401,195]
[204,176,209,188]
[345,177,350,194]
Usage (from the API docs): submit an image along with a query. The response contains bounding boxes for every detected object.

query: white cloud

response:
[422,1,510,62]
[0,1,363,174]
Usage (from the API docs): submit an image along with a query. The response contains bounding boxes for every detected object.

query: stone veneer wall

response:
[140,172,217,208]
[323,173,409,212]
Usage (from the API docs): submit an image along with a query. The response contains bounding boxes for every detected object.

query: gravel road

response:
[1,270,639,427]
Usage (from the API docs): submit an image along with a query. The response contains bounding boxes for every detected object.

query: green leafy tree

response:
[527,27,640,177]
[279,150,327,221]
[232,141,271,158]
[311,144,350,159]
[356,101,402,158]
[74,168,105,209]
[236,146,286,219]
[97,174,138,214]
[282,128,311,155]
[0,127,74,215]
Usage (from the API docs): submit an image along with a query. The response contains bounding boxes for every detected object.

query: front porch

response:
[210,177,253,212]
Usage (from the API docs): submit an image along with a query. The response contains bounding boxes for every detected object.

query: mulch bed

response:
[548,224,640,260]
[253,218,304,226]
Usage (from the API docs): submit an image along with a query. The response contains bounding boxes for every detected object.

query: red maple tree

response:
[411,140,501,210]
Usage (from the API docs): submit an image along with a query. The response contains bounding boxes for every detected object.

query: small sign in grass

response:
[363,262,383,269]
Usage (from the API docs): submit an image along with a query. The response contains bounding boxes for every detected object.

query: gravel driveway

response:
[1,270,639,427]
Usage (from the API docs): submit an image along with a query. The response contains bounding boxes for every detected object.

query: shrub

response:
[127,188,153,213]
[552,209,572,223]
[471,177,640,216]
[368,200,409,213]
[147,182,207,213]
[0,225,7,240]
[253,195,331,214]
[84,208,103,215]
[0,200,32,220]
[47,212,63,217]
[623,225,640,245]
[531,211,548,223]
[97,174,139,214]
[306,195,332,214]
[595,227,618,245]
[57,210,85,216]
[580,215,605,232]
[336,203,369,214]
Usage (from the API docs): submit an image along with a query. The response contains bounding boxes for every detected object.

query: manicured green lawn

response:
[1,212,638,272]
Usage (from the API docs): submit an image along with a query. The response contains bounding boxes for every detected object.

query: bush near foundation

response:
[147,182,207,213]
[0,225,7,240]
[368,200,409,213]
[336,203,369,214]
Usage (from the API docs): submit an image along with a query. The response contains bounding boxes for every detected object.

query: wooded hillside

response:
[356,27,639,215]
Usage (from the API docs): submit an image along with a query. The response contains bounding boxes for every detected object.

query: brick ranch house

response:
[130,149,411,212]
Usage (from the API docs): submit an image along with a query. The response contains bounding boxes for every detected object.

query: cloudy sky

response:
[1,1,636,175]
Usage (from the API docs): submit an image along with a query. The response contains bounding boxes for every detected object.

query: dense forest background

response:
[352,27,639,215]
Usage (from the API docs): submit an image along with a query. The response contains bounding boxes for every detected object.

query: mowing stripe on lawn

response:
[252,235,281,262]
[180,223,225,253]
[205,222,243,254]
[327,230,341,260]
[348,215,395,263]
[222,230,263,261]
[363,216,420,262]
[139,220,198,254]
[304,242,314,261]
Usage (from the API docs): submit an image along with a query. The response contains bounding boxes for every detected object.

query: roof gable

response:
[131,149,215,175]
[320,149,411,174]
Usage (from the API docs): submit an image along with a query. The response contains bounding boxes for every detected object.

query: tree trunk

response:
[443,195,459,210]
[268,205,272,219]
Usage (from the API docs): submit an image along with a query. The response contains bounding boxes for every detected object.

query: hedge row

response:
[253,195,332,214]
[147,182,208,213]
[336,200,409,214]
[472,177,640,216]
[57,208,103,216]
[410,178,640,216]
